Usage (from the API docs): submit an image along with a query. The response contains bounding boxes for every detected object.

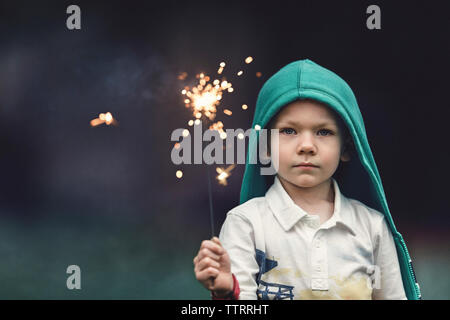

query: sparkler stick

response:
[206,164,215,238]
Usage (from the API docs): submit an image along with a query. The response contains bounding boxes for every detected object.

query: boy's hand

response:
[193,237,233,297]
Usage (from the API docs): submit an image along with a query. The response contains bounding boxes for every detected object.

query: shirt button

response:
[315,266,321,272]
[315,241,321,248]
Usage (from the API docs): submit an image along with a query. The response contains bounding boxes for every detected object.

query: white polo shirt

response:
[219,176,407,300]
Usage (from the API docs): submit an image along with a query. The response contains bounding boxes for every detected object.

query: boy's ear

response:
[340,137,353,162]
[340,150,351,162]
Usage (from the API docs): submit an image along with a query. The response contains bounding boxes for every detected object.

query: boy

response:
[193,59,421,300]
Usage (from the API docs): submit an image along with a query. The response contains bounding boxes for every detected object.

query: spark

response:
[216,164,236,186]
[181,63,235,121]
[178,72,188,80]
[90,112,117,127]
[209,121,227,139]
[217,62,226,75]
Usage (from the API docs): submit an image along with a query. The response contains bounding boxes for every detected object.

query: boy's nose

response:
[296,133,317,155]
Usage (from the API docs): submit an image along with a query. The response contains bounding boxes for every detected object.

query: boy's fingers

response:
[196,256,221,272]
[195,267,219,282]
[201,240,224,255]
[198,247,221,261]
[211,237,222,246]
[193,239,225,274]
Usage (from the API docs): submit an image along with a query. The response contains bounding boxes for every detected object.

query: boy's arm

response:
[215,211,260,300]
[372,216,407,300]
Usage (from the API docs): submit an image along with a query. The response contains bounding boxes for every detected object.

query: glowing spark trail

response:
[216,164,236,186]
[90,112,117,127]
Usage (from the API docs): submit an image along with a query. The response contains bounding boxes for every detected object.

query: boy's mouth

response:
[293,162,319,168]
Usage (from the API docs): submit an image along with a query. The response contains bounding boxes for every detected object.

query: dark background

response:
[0,0,448,299]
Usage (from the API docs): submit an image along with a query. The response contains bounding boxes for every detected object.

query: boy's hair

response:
[265,98,355,166]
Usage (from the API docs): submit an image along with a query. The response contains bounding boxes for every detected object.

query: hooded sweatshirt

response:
[238,59,421,300]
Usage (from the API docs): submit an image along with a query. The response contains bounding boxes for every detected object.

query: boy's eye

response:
[317,129,333,136]
[280,128,296,135]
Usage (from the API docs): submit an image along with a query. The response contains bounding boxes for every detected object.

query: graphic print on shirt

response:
[255,249,294,300]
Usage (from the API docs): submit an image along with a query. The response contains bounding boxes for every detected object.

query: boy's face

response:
[270,99,348,189]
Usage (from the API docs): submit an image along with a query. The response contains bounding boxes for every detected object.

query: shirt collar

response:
[265,176,355,235]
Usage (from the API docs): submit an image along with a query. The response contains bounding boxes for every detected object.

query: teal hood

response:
[239,59,421,300]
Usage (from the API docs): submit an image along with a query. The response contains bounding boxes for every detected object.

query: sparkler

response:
[181,70,233,122]
[177,57,254,236]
